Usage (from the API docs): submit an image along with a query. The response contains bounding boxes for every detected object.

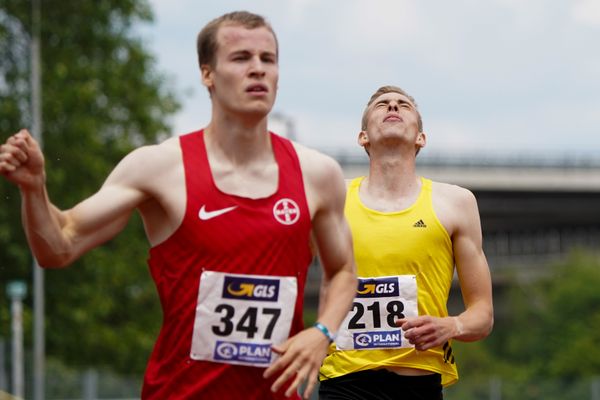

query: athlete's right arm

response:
[264,148,357,399]
[317,178,353,318]
[1,129,149,268]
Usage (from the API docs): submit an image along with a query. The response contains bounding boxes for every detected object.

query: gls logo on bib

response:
[223,276,280,302]
[356,277,399,298]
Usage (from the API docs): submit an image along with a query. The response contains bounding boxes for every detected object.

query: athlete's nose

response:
[388,101,399,112]
[248,56,266,78]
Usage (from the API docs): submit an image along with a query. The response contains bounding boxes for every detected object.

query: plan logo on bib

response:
[273,198,300,225]
[214,341,272,365]
[354,330,403,349]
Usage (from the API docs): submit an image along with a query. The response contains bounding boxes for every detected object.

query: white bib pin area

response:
[336,275,418,350]
[190,271,297,366]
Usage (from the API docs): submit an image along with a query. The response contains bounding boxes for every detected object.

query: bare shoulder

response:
[127,136,181,165]
[430,180,480,234]
[106,136,182,189]
[292,141,345,188]
[431,180,477,208]
[291,141,346,214]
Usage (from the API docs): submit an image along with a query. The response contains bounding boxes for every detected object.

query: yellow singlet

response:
[320,177,459,387]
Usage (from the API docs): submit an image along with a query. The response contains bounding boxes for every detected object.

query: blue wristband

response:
[313,322,335,342]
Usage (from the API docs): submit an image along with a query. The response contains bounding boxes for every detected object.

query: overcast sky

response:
[141,0,600,160]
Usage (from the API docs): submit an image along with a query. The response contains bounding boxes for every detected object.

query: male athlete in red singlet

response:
[0,11,357,400]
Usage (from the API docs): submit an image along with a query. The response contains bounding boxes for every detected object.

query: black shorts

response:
[319,369,443,400]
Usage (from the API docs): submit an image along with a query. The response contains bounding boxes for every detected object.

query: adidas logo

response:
[413,219,427,228]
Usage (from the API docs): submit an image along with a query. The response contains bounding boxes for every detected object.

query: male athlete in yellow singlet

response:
[319,86,494,400]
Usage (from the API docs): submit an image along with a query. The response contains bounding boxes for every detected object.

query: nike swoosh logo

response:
[198,205,238,220]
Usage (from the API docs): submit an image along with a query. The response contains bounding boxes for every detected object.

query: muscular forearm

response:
[453,301,494,342]
[316,268,356,335]
[20,183,73,268]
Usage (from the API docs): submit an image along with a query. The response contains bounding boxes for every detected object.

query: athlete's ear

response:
[201,64,214,89]
[358,131,369,147]
[416,131,426,149]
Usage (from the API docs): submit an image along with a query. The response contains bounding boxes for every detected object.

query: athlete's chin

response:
[241,105,273,120]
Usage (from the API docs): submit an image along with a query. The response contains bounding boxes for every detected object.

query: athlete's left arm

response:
[400,185,493,350]
[264,147,357,399]
[448,187,494,341]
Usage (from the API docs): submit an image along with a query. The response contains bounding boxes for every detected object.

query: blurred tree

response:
[447,250,600,399]
[504,251,600,378]
[0,0,180,374]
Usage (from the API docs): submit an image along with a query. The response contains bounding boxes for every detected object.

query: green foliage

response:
[0,0,180,374]
[447,251,600,398]
[506,251,600,378]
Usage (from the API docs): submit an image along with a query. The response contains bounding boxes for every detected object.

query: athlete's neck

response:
[365,151,420,201]
[204,115,272,166]
[203,116,279,199]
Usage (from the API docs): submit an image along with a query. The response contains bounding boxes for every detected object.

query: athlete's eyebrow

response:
[229,50,252,58]
[375,98,414,107]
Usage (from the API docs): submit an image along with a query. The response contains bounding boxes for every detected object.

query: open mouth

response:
[246,84,268,93]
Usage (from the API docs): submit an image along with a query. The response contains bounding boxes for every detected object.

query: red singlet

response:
[142,130,312,399]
